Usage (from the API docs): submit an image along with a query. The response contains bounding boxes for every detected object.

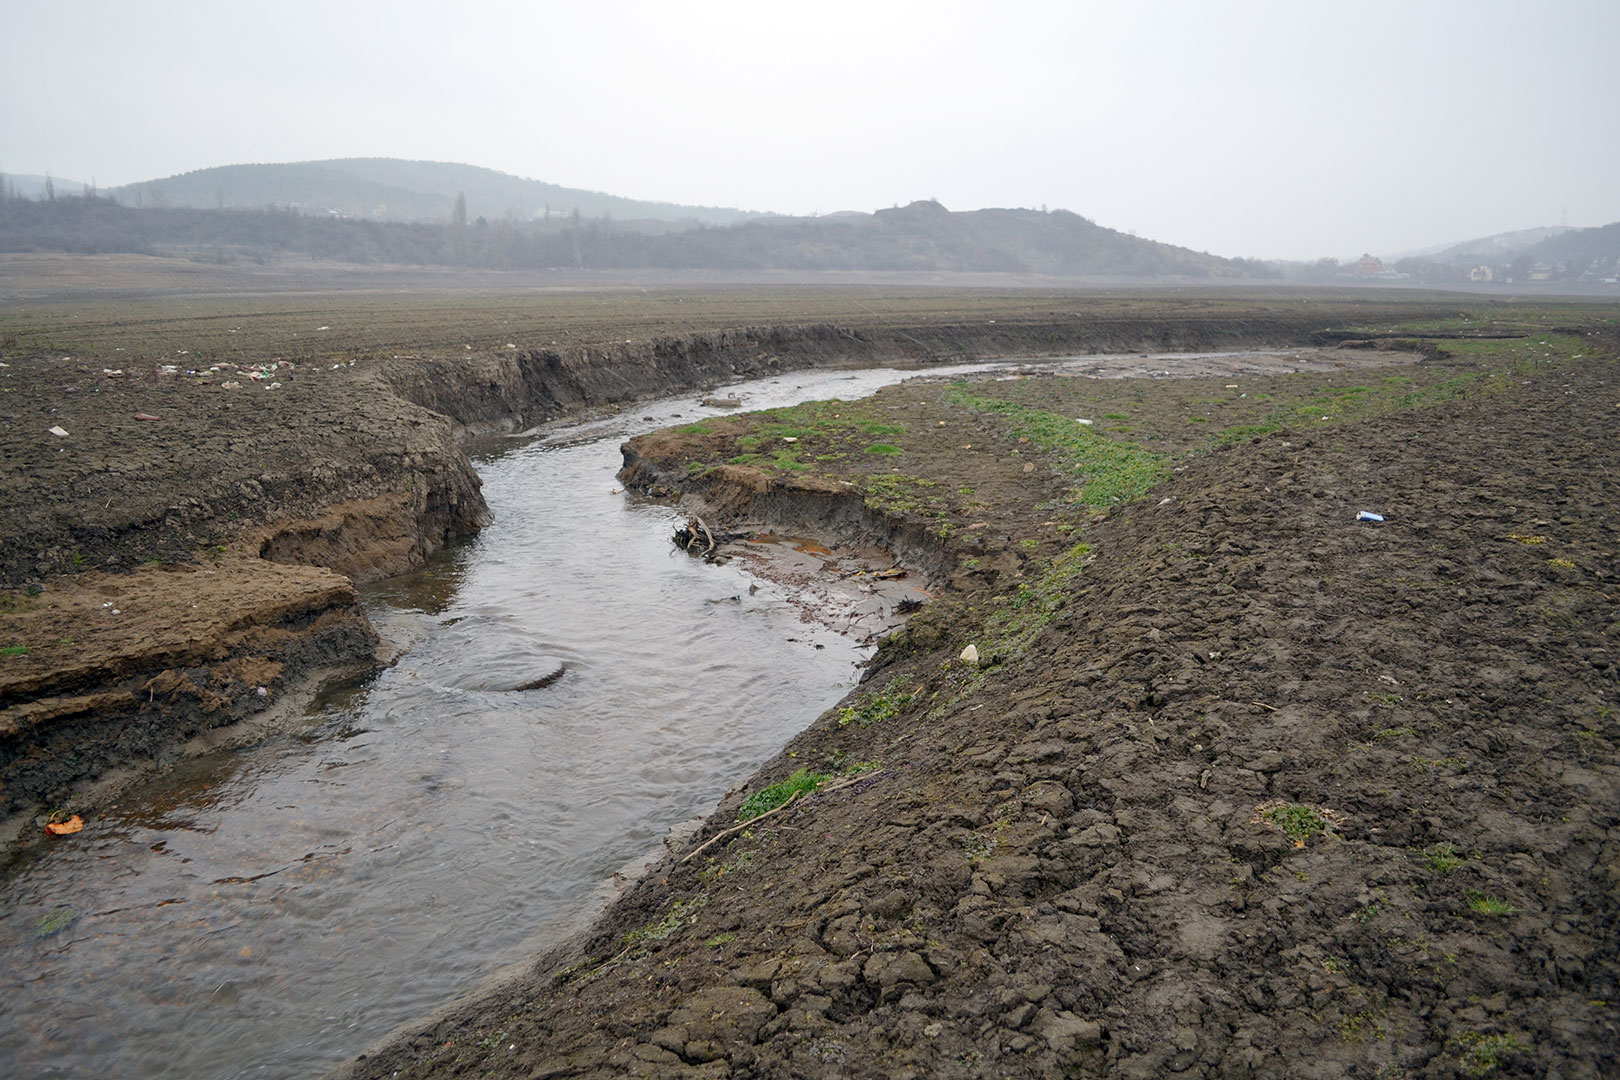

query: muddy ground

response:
[2,262,1616,1076]
[341,328,1618,1078]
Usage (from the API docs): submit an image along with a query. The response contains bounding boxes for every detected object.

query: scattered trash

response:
[45,814,84,836]
[102,368,125,378]
[781,436,798,443]
[255,686,268,697]
[47,425,68,437]
[134,412,161,422]
[315,325,330,331]
[1075,418,1094,425]
[960,644,980,665]
[221,380,242,389]
[1356,511,1386,522]
[156,364,179,376]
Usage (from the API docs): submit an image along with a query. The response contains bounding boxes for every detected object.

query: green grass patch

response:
[623,894,708,953]
[1423,842,1465,874]
[0,645,28,657]
[737,768,828,822]
[858,473,944,516]
[946,385,1168,509]
[1457,1031,1529,1076]
[975,541,1090,662]
[1465,891,1519,917]
[837,688,914,727]
[1255,801,1341,847]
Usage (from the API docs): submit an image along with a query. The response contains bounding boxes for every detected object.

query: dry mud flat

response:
[341,341,1618,1079]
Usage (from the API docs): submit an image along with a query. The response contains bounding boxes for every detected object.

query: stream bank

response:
[337,331,1619,1079]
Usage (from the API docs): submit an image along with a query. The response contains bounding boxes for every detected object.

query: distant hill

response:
[1521,221,1620,268]
[0,195,1268,280]
[1,173,89,200]
[1373,221,1620,287]
[670,200,1258,277]
[1420,226,1572,265]
[102,158,760,226]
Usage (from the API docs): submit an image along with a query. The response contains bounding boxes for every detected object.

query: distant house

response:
[1470,265,1495,282]
[1356,254,1384,276]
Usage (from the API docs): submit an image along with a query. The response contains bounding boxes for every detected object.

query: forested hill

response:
[0,195,1269,279]
[101,159,758,226]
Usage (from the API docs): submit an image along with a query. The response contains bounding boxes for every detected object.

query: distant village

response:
[1290,248,1620,288]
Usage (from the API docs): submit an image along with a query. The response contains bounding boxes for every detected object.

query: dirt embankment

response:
[2,311,1348,831]
[337,333,1619,1079]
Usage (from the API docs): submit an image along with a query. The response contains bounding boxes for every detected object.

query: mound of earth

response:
[339,337,1618,1078]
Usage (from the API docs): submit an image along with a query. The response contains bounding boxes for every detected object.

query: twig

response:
[1250,700,1279,712]
[681,791,804,864]
[679,770,884,865]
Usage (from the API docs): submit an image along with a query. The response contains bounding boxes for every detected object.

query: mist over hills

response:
[0,158,1269,279]
[1,158,1614,284]
[101,159,759,227]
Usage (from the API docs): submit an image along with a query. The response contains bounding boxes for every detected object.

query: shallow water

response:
[0,362,1000,1080]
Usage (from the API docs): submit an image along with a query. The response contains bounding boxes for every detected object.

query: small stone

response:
[960,644,980,664]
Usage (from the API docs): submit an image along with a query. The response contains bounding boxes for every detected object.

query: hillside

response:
[101,158,759,226]
[0,196,1268,279]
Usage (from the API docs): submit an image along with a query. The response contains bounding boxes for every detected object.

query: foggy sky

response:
[4,0,1617,261]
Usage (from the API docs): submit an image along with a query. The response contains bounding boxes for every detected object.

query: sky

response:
[3,0,1617,261]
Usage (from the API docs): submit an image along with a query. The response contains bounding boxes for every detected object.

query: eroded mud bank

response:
[4,314,1356,822]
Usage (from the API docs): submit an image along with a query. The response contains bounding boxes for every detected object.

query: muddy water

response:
[0,348,1361,1079]
[0,363,995,1080]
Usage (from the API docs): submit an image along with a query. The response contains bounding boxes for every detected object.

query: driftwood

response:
[680,770,884,865]
[671,517,749,558]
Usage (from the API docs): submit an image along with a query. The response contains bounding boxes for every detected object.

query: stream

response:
[0,346,1351,1078]
[0,361,1001,1080]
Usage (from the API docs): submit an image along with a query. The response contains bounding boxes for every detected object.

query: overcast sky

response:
[4,0,1616,260]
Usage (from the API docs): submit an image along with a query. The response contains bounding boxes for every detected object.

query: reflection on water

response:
[0,362,1009,1080]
